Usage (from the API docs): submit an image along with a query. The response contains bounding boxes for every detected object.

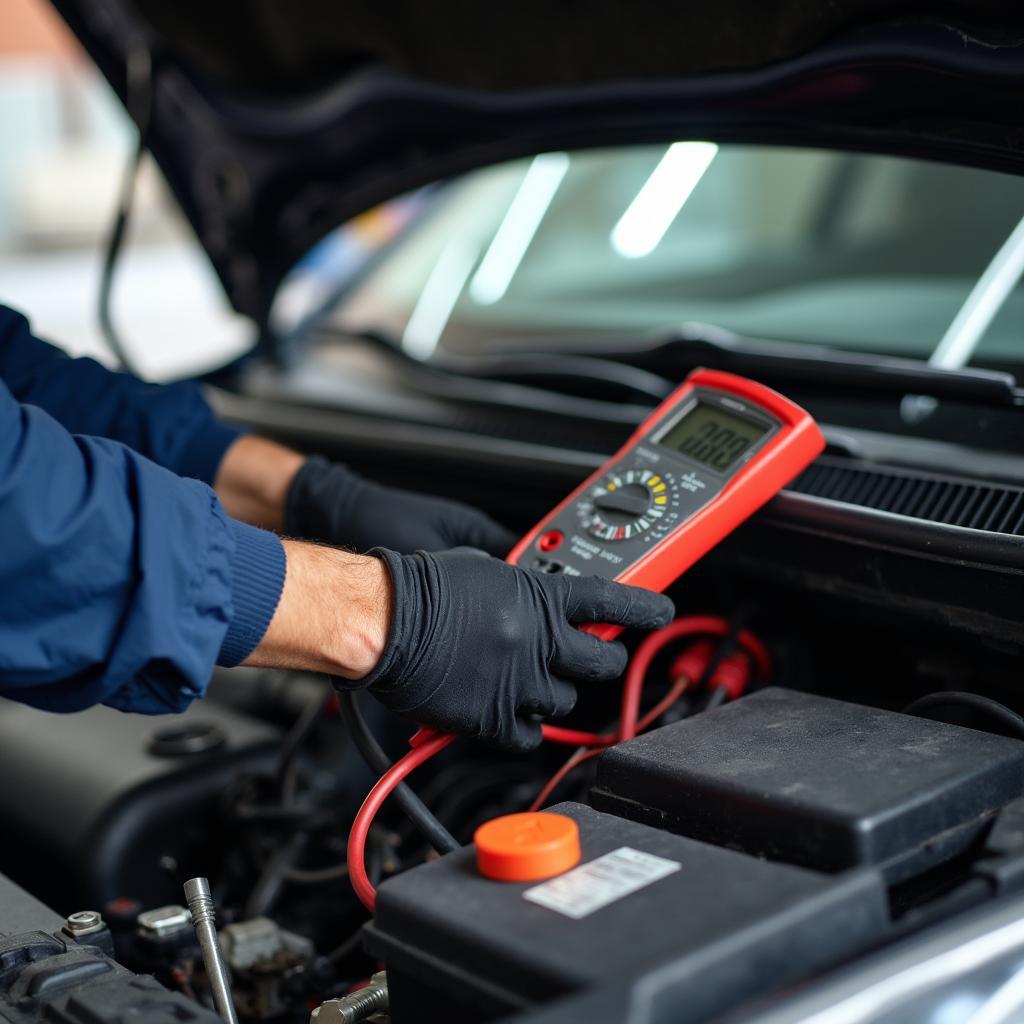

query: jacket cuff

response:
[217,520,286,667]
[177,417,244,484]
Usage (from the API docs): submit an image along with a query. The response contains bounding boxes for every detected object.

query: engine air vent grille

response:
[790,457,1024,536]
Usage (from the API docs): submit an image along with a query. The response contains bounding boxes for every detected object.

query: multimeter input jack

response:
[538,529,564,552]
[533,558,565,574]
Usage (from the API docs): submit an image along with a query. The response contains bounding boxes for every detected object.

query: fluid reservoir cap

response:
[474,812,581,882]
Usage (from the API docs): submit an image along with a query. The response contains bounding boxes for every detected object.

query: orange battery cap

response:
[474,812,581,882]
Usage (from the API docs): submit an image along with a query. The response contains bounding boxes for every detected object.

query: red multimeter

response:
[349,371,824,911]
[507,369,825,636]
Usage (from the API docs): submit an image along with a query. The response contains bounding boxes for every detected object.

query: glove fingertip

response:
[505,720,544,754]
[605,639,630,678]
[649,592,676,627]
[621,588,675,629]
[550,679,579,717]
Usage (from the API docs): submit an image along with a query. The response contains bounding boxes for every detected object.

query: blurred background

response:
[0,0,252,377]
[4,0,1021,382]
[0,0,407,380]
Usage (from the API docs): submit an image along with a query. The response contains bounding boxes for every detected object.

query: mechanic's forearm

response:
[215,435,306,531]
[242,540,391,679]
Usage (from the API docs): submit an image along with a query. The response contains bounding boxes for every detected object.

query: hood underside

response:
[50,0,1024,334]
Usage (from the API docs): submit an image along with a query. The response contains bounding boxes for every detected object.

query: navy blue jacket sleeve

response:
[0,305,240,485]
[0,375,286,715]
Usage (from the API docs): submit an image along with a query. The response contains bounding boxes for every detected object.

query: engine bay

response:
[5,545,1024,1024]
[6,348,1024,1024]
[7,4,1024,1020]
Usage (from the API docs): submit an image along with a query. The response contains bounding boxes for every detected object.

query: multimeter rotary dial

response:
[580,468,676,542]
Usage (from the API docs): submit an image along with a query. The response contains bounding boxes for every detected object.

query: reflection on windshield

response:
[331,144,1024,367]
[610,142,718,259]
[469,152,570,307]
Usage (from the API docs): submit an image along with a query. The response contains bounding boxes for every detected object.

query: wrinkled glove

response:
[285,456,515,556]
[355,547,675,752]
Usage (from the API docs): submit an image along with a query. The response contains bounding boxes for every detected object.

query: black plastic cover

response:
[591,688,1024,879]
[0,699,279,910]
[365,802,888,1023]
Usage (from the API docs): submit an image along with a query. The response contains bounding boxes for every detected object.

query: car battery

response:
[364,802,888,1024]
[591,688,1024,882]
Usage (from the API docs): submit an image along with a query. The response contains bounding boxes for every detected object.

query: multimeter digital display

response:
[507,369,825,633]
[655,402,768,470]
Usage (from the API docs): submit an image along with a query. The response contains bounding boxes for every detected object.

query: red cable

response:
[530,624,768,811]
[528,673,694,812]
[541,618,767,747]
[634,673,693,733]
[540,724,610,747]
[347,729,455,911]
[538,671,694,753]
[528,747,602,812]
[620,617,770,740]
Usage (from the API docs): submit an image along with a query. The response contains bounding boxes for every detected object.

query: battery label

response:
[522,847,680,920]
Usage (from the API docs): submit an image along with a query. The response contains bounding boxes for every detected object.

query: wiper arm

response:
[505,321,1023,409]
[902,212,1024,422]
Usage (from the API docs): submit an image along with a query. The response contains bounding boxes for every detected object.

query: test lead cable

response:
[345,616,770,911]
[336,687,459,853]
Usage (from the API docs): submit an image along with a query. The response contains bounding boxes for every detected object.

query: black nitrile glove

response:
[285,456,515,556]
[355,547,676,752]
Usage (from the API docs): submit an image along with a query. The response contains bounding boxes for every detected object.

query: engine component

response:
[221,916,314,971]
[310,971,389,1024]
[185,877,239,1024]
[0,868,219,1024]
[364,802,888,1023]
[591,687,1024,881]
[123,902,202,993]
[220,916,317,1019]
[138,904,193,942]
[0,698,279,910]
[63,910,106,939]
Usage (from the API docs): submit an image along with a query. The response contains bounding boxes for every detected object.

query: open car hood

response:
[51,0,1024,334]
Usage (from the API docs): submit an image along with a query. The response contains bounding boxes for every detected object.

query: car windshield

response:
[326,144,1024,369]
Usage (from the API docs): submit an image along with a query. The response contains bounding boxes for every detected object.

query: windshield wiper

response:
[315,325,675,409]
[902,212,1024,422]
[497,321,1024,410]
[318,320,1022,414]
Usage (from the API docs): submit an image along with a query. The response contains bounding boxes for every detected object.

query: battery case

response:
[591,687,1024,881]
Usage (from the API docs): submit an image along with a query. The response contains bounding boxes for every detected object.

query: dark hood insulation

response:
[131,0,1023,95]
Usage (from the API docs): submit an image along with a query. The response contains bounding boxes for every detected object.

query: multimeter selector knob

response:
[582,469,672,542]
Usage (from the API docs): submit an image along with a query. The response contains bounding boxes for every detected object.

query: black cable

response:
[275,686,331,799]
[903,691,1024,740]
[98,47,153,376]
[698,609,748,692]
[325,929,364,964]
[335,687,460,854]
[430,762,538,828]
[231,803,324,824]
[235,690,333,916]
[283,862,349,884]
[244,833,307,918]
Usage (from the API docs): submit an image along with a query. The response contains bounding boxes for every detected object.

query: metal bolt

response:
[310,971,388,1024]
[137,904,193,940]
[63,911,105,938]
